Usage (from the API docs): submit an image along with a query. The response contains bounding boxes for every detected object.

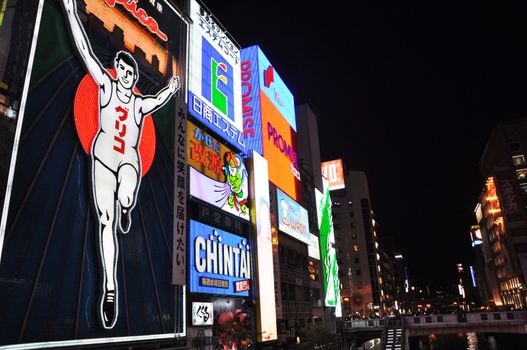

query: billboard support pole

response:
[0,0,45,262]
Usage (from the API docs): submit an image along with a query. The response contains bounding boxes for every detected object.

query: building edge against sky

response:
[474,118,527,310]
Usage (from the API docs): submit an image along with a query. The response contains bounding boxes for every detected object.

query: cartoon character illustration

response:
[62,0,180,329]
[223,152,248,215]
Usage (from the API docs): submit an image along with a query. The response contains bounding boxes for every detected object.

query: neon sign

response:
[188,123,250,221]
[277,188,309,244]
[189,220,252,296]
[104,0,168,41]
[188,0,244,153]
[267,121,300,181]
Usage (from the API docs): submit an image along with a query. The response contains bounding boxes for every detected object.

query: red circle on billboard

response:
[73,69,155,177]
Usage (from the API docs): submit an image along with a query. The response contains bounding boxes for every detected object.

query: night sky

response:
[205,2,527,292]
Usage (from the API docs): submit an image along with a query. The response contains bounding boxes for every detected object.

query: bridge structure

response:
[343,310,527,350]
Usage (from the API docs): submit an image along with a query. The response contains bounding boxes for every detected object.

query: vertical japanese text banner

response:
[173,107,187,285]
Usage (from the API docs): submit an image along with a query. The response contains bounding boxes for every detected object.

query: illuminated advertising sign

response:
[188,0,244,152]
[0,0,186,346]
[308,233,321,260]
[469,266,477,288]
[470,225,482,247]
[189,220,252,297]
[192,302,214,326]
[188,124,250,220]
[321,159,345,190]
[241,45,300,201]
[277,188,310,244]
[315,179,342,315]
[213,298,253,349]
[249,151,277,342]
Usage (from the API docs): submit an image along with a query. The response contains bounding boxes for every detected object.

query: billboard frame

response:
[0,0,188,346]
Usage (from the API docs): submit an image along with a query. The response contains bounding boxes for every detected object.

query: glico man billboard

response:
[187,0,245,153]
[0,0,186,347]
[240,45,300,201]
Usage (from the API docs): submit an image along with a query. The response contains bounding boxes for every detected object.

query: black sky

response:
[205,1,527,291]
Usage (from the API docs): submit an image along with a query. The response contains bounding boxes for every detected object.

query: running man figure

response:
[63,0,180,329]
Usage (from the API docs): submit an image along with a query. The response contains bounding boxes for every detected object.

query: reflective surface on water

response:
[409,333,527,350]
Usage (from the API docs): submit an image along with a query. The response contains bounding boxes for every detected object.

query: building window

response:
[353,244,359,252]
[349,211,354,218]
[350,223,356,229]
[351,233,357,240]
[517,169,527,181]
[356,269,361,276]
[520,183,527,193]
[354,257,360,264]
[513,155,526,167]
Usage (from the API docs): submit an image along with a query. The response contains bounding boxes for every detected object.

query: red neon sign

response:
[105,0,168,41]
[234,279,250,293]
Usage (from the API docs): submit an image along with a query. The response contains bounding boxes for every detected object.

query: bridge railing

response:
[344,318,386,330]
[404,311,527,327]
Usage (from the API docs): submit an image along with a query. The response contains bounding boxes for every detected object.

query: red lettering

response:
[243,119,254,138]
[242,82,252,98]
[241,61,251,72]
[242,99,253,116]
[114,106,128,153]
[115,106,128,121]
[113,136,125,154]
[104,0,168,42]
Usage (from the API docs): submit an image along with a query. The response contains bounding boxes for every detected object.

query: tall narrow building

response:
[478,118,527,308]
[322,164,382,317]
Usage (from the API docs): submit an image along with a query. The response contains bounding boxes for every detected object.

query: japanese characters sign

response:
[187,0,244,152]
[173,107,188,285]
[188,126,250,221]
[192,302,214,326]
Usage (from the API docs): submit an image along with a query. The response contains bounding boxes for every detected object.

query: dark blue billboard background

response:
[0,0,185,346]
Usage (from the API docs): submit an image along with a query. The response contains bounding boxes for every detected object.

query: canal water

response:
[409,333,527,349]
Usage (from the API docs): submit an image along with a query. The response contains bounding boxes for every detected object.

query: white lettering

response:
[224,244,233,276]
[195,236,206,273]
[193,230,252,279]
[206,239,218,274]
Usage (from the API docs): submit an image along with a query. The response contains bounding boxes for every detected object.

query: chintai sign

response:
[189,220,252,297]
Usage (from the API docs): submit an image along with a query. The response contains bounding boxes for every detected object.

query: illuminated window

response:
[513,155,526,167]
[520,183,527,193]
[516,169,527,180]
[353,244,359,252]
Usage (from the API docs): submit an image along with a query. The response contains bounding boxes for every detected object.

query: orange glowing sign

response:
[321,159,345,190]
[84,0,174,75]
[261,92,300,201]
